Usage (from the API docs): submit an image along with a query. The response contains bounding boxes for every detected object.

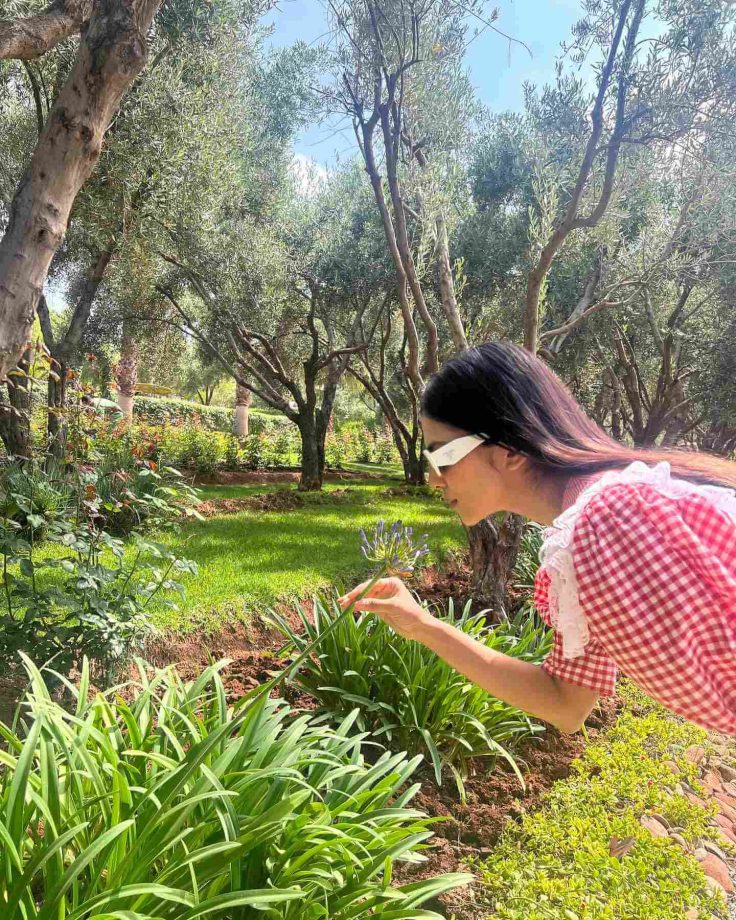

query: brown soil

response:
[414,559,473,610]
[394,695,621,918]
[196,489,351,517]
[196,468,392,486]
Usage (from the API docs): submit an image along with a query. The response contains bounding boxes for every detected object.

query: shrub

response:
[159,424,232,474]
[242,432,267,469]
[91,458,201,536]
[0,516,196,683]
[0,459,198,682]
[0,658,472,919]
[134,395,233,431]
[268,592,550,798]
[328,423,400,467]
[71,421,202,535]
[248,411,295,436]
[473,690,724,919]
[0,458,74,538]
[261,427,300,468]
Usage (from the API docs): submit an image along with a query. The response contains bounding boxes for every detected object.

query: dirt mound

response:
[395,694,622,918]
[197,468,392,486]
[197,488,352,517]
[414,561,473,610]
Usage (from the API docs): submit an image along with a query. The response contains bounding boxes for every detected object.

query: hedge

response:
[133,397,293,434]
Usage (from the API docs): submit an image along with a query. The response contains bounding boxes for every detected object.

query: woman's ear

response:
[497,446,526,473]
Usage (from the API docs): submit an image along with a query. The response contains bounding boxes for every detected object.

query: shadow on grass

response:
[153,487,464,631]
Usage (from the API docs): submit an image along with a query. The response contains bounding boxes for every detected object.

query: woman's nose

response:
[426,466,444,489]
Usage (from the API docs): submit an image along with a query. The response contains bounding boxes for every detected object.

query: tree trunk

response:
[435,213,468,353]
[467,513,525,621]
[0,1,93,61]
[47,355,69,458]
[298,415,323,492]
[115,323,138,421]
[402,450,425,486]
[0,347,32,457]
[234,381,252,438]
[0,0,162,381]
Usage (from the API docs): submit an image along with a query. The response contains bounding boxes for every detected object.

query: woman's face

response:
[421,415,526,526]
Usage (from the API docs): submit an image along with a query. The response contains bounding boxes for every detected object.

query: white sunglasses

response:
[423,434,489,477]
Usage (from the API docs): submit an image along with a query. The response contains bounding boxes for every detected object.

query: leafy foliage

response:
[0,657,471,919]
[474,688,725,919]
[0,458,198,681]
[134,396,236,431]
[0,459,73,538]
[269,592,551,798]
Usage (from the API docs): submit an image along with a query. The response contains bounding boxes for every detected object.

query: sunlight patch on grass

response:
[150,481,464,633]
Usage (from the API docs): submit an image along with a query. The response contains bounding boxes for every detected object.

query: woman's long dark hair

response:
[421,342,736,489]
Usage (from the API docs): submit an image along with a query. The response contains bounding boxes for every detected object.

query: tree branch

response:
[0,0,92,61]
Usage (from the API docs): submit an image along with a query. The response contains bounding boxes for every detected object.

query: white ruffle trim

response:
[540,461,736,660]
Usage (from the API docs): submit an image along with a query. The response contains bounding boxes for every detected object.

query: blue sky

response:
[262,0,586,167]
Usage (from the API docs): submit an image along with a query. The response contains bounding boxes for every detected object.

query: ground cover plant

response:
[473,683,727,919]
[0,656,471,920]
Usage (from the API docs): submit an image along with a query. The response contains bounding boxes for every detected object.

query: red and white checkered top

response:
[535,472,736,734]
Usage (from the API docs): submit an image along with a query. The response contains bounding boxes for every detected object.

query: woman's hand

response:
[337,577,434,641]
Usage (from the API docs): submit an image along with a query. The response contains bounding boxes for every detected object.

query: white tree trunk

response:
[115,325,139,422]
[234,381,252,438]
[0,0,162,381]
[118,393,134,419]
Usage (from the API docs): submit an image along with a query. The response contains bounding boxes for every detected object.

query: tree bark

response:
[0,0,162,381]
[39,248,115,456]
[467,513,526,620]
[0,347,33,457]
[298,415,323,492]
[401,450,425,486]
[46,357,69,456]
[0,0,92,61]
[435,213,468,352]
[523,0,644,352]
[115,322,139,421]
[234,380,252,438]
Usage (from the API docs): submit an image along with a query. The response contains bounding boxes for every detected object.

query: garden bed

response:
[196,466,396,485]
[196,488,353,516]
[140,597,619,920]
[139,580,736,920]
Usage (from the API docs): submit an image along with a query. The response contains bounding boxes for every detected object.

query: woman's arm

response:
[339,577,599,734]
[415,614,599,733]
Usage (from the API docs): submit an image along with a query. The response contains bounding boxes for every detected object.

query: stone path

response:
[638,738,736,916]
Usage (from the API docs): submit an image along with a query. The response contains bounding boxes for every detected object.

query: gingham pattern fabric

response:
[535,478,736,734]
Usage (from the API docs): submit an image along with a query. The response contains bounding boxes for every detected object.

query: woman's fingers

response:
[337,581,372,608]
[352,597,393,614]
[338,578,400,609]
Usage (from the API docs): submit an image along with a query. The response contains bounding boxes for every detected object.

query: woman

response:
[339,342,736,735]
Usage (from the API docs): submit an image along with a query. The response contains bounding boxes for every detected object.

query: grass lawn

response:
[150,479,465,633]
